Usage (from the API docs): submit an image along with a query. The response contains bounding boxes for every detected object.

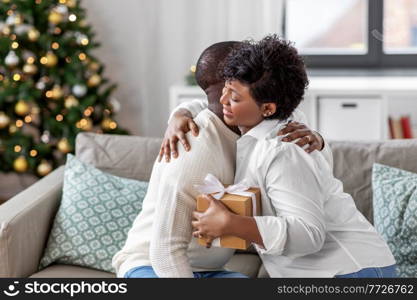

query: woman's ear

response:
[262,103,277,117]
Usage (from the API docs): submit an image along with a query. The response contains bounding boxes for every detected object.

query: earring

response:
[263,111,272,117]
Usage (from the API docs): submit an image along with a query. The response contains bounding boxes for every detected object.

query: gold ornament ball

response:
[37,160,53,176]
[31,105,40,114]
[9,124,18,134]
[88,62,100,71]
[65,0,77,8]
[64,95,79,108]
[87,74,101,87]
[51,84,63,100]
[48,11,63,25]
[101,117,112,130]
[57,138,72,153]
[45,51,58,67]
[23,63,38,75]
[0,111,11,129]
[14,14,23,25]
[77,118,93,131]
[2,25,11,36]
[15,100,30,116]
[101,117,117,130]
[27,28,40,41]
[13,156,28,173]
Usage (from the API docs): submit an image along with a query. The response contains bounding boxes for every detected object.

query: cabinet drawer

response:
[318,97,383,140]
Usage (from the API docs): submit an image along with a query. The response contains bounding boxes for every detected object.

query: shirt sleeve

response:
[289,109,333,170]
[318,139,334,172]
[149,169,196,277]
[252,142,327,258]
[290,108,309,125]
[167,98,208,124]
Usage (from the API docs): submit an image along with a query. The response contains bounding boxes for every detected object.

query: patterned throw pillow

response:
[38,153,148,273]
[372,163,417,278]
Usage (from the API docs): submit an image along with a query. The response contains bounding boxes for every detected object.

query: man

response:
[112,41,331,278]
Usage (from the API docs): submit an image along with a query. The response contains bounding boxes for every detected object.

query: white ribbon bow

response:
[194,173,254,201]
[194,174,258,247]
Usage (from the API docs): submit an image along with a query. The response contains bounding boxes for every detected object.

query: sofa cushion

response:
[38,154,148,273]
[224,253,262,278]
[257,264,270,278]
[30,264,115,278]
[328,138,417,223]
[372,163,417,278]
[31,255,261,278]
[75,132,162,181]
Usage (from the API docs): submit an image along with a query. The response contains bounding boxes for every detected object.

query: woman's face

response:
[220,80,275,133]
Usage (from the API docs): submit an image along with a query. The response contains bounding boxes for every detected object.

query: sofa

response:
[1,132,417,278]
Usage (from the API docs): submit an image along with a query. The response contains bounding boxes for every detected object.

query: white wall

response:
[83,0,284,137]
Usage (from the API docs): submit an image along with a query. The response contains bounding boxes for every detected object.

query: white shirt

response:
[171,99,396,277]
[112,109,239,277]
[237,118,396,277]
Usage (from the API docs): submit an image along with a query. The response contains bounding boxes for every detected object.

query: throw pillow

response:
[372,162,417,278]
[38,153,148,273]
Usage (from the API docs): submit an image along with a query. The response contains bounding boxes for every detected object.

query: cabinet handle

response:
[341,103,357,108]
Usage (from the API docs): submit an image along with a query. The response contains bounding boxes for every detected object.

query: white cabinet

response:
[318,97,385,140]
[169,86,206,112]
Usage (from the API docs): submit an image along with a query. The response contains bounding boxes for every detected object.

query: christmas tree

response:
[0,0,129,177]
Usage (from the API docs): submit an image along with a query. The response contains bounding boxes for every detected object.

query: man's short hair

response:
[195,41,240,91]
[222,34,309,121]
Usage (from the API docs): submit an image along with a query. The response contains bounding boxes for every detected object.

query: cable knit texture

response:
[112,109,239,277]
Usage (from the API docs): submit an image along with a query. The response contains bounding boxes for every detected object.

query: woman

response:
[191,35,397,278]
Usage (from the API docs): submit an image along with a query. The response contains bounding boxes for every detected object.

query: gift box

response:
[195,174,261,250]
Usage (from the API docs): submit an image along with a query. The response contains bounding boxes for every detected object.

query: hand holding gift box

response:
[193,174,261,250]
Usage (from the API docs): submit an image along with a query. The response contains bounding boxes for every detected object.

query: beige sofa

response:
[1,132,417,278]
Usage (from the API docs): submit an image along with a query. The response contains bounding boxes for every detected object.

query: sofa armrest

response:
[0,166,64,277]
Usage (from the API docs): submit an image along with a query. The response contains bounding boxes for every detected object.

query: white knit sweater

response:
[112,109,240,277]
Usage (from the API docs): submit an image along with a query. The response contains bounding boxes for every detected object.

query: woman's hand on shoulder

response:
[277,121,324,153]
[158,109,200,162]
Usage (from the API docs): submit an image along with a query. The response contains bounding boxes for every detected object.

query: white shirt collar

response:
[240,118,290,141]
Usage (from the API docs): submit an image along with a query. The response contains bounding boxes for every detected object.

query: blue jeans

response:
[335,264,398,278]
[124,266,249,278]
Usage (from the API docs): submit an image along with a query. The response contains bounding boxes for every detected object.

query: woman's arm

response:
[251,143,327,257]
[191,195,265,249]
[226,214,266,249]
[318,136,334,171]
[159,99,208,162]
[282,109,329,155]
[167,98,208,124]
[192,142,327,257]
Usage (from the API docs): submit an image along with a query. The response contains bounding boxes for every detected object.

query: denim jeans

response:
[334,264,398,278]
[124,265,249,278]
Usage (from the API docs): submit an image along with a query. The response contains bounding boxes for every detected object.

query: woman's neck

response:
[239,118,265,135]
[238,125,253,135]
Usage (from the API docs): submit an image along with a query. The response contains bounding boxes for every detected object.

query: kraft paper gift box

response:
[194,174,262,250]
